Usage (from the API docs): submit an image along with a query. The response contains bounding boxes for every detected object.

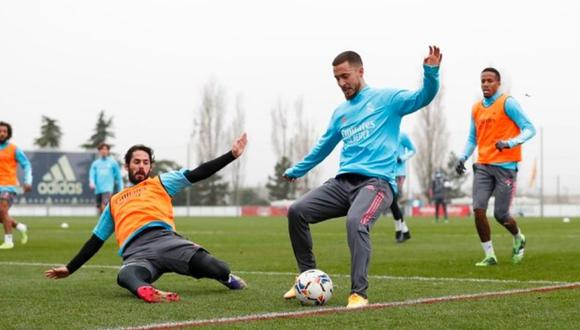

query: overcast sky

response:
[1,0,578,195]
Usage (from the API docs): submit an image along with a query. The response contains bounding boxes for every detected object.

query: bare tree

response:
[228,94,246,205]
[191,78,229,205]
[290,97,320,194]
[413,86,449,199]
[268,97,320,199]
[270,98,292,160]
[193,77,227,161]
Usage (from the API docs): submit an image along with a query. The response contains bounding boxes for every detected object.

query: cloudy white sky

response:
[1,0,578,195]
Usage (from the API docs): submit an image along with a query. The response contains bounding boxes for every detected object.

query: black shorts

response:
[96,192,113,207]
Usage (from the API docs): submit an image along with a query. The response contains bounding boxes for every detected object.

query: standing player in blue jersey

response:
[89,143,123,215]
[456,67,535,266]
[390,131,415,242]
[0,122,32,250]
[282,47,442,308]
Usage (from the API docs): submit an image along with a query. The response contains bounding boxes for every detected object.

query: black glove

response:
[456,159,466,175]
[495,141,510,151]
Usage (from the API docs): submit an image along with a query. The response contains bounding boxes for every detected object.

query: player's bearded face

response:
[334,62,364,100]
[0,127,8,144]
[481,72,500,98]
[127,150,152,185]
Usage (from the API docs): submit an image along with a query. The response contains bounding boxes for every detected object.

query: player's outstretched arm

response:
[393,45,442,116]
[184,133,248,184]
[44,234,105,279]
[44,266,70,279]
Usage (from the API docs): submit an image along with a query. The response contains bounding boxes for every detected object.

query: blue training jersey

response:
[285,65,439,192]
[92,170,191,255]
[394,132,416,177]
[460,91,536,170]
[89,156,123,194]
[0,142,33,193]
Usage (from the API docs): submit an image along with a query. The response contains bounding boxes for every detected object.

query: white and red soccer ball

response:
[294,269,333,306]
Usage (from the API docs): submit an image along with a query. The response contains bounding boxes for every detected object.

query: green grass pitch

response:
[1,215,579,329]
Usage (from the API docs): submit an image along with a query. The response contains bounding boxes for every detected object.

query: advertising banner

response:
[18,151,96,205]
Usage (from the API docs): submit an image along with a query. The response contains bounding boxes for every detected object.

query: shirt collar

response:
[483,91,501,107]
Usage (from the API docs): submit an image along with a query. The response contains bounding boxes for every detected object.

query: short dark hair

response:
[97,142,110,150]
[332,51,363,67]
[0,121,13,140]
[482,67,501,81]
[124,144,155,165]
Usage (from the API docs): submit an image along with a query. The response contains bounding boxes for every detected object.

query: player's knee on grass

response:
[117,265,153,294]
[188,250,230,282]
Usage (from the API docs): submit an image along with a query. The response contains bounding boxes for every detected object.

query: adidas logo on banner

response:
[37,156,83,195]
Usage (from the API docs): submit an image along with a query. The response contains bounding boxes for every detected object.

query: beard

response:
[0,137,7,144]
[128,169,150,185]
[342,83,361,100]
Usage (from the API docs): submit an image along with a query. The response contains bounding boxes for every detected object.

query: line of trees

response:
[31,79,469,206]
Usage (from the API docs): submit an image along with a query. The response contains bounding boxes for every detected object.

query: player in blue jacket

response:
[282,46,442,307]
[88,143,123,215]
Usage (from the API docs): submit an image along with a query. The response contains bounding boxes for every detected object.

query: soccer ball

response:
[294,269,333,306]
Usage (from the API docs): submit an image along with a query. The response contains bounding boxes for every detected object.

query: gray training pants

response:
[287,174,393,297]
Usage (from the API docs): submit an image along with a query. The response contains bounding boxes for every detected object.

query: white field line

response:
[118,282,580,330]
[2,261,569,285]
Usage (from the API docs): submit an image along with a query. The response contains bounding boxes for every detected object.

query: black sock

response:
[117,265,153,296]
[188,250,230,282]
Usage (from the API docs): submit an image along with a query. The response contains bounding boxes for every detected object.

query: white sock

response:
[481,241,495,257]
[4,234,13,244]
[16,223,27,233]
[514,229,523,241]
[394,219,403,231]
[401,220,409,233]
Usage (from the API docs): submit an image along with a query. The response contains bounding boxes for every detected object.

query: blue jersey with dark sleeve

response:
[394,132,416,177]
[460,92,536,170]
[91,170,191,255]
[285,65,439,192]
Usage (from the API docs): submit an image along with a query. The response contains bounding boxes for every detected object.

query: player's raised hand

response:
[455,159,466,175]
[44,266,70,279]
[283,174,296,182]
[423,45,442,66]
[232,133,248,158]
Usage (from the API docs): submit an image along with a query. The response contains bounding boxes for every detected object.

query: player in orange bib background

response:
[456,68,535,266]
[0,121,32,250]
